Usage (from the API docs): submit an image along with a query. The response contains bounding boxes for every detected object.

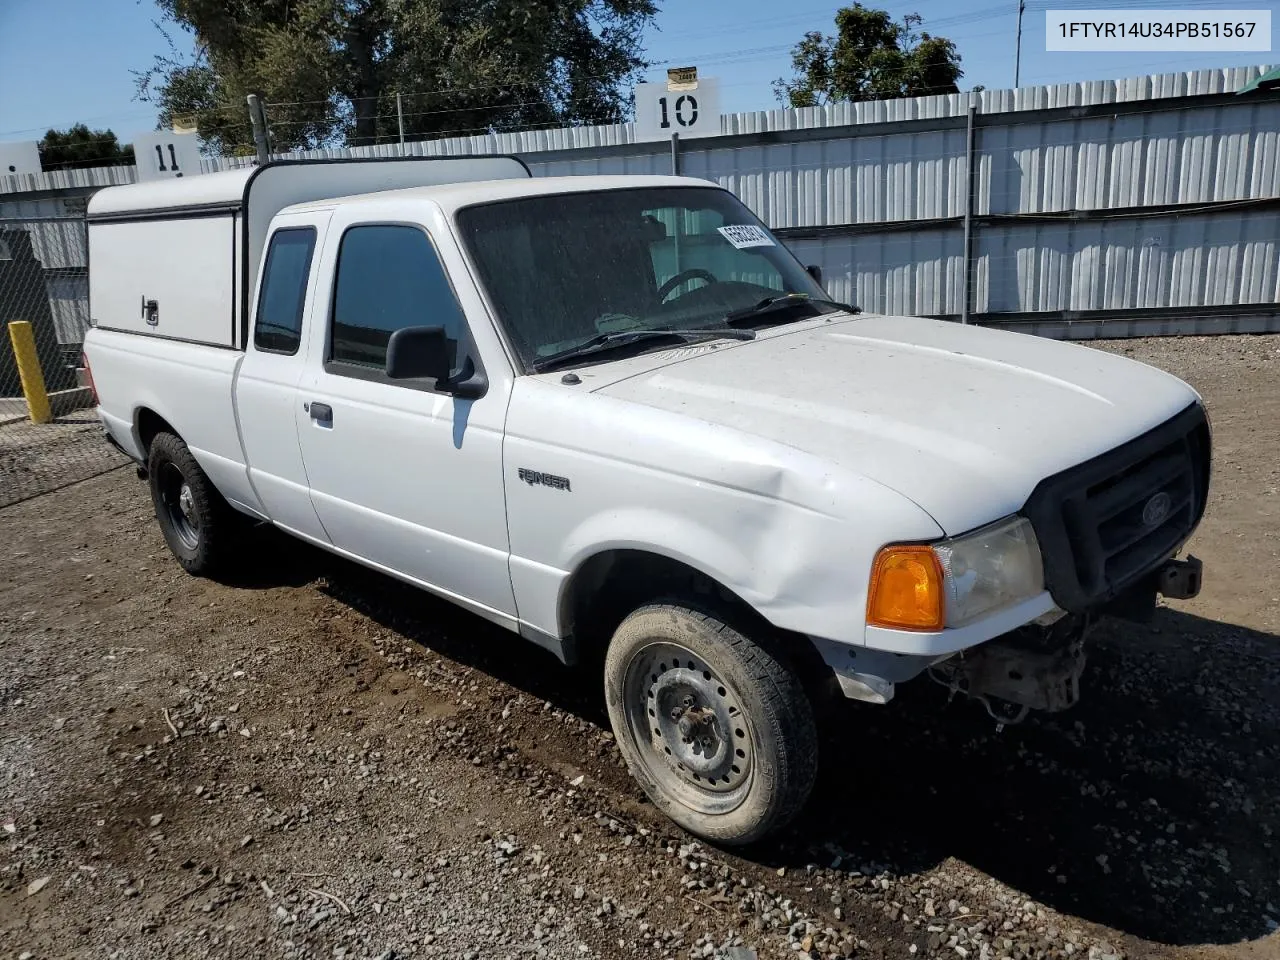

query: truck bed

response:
[87,328,260,514]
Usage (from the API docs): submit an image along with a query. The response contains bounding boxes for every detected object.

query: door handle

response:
[308,401,333,424]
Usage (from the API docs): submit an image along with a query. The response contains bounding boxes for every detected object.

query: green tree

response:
[136,0,658,155]
[38,125,135,170]
[774,4,963,107]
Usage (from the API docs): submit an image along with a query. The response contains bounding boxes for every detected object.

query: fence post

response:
[7,321,52,424]
[960,102,978,325]
[396,92,406,147]
[247,94,270,165]
[1014,0,1026,87]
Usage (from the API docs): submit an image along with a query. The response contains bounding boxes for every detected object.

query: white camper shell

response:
[86,156,530,348]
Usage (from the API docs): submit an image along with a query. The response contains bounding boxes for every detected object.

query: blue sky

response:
[1,0,1276,142]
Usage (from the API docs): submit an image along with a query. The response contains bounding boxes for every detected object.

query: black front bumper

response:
[1022,402,1211,616]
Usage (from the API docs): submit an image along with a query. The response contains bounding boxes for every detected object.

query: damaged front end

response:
[926,612,1092,726]
[808,610,1094,727]
[809,548,1202,726]
[923,552,1203,725]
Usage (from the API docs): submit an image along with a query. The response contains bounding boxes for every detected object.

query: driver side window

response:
[327,224,465,376]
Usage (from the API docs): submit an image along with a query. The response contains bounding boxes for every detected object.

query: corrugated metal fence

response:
[0,64,1276,506]
[2,64,1279,362]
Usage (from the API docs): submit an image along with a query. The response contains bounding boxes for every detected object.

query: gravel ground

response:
[1,334,1278,960]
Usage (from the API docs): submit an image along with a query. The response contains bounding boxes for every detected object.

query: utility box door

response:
[89,213,239,347]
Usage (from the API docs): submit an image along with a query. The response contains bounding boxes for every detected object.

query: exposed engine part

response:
[928,615,1092,726]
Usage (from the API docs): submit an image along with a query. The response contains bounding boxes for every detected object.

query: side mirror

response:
[805,264,823,285]
[386,325,450,382]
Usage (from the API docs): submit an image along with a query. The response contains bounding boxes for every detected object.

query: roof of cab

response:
[278,174,723,216]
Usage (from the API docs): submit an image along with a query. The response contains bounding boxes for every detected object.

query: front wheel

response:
[604,601,818,845]
[147,432,237,576]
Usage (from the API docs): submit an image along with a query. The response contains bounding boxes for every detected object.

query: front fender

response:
[557,507,777,617]
[504,379,943,646]
[508,476,941,647]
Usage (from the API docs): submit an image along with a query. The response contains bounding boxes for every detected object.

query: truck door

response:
[234,212,332,543]
[294,210,517,622]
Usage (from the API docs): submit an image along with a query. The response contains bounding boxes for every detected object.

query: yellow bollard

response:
[7,321,53,424]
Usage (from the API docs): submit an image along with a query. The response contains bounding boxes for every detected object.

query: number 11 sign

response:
[633,78,721,142]
[131,131,204,182]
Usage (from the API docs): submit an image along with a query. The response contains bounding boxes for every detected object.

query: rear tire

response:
[604,601,818,845]
[147,431,236,576]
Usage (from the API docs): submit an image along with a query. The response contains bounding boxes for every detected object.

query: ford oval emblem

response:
[1142,492,1172,527]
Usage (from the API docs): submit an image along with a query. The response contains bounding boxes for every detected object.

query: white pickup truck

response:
[83,157,1209,844]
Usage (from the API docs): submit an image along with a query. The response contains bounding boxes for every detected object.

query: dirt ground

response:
[1,334,1277,960]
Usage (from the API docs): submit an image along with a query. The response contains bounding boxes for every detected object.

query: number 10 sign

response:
[131,131,204,182]
[633,78,721,142]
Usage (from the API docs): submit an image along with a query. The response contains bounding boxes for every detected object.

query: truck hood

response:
[593,314,1200,534]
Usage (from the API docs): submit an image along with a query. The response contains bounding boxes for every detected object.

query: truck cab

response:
[83,158,1209,844]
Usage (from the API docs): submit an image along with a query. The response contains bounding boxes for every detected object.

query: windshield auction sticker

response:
[1046,9,1271,50]
[718,225,776,249]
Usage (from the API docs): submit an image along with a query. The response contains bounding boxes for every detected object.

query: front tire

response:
[147,432,236,576]
[604,601,818,845]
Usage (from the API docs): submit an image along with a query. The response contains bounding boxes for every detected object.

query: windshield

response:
[456,187,837,370]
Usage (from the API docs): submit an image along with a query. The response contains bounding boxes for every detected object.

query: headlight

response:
[867,516,1044,632]
[934,516,1044,627]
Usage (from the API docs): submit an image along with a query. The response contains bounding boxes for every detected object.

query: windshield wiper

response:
[724,293,860,328]
[530,328,756,374]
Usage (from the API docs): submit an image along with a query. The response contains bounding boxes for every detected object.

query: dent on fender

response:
[551,487,848,643]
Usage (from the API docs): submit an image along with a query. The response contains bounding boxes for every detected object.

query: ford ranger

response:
[82,157,1209,844]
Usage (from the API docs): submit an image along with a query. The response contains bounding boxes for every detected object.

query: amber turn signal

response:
[866,545,945,631]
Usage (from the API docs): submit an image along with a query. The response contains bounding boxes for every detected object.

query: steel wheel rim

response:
[161,463,200,550]
[621,640,754,816]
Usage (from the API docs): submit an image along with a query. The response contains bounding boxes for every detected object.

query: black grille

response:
[1022,403,1211,613]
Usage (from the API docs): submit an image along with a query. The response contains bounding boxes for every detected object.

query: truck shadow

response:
[210,525,332,590]
[229,535,1279,946]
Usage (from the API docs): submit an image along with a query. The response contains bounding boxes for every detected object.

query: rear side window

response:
[254,228,316,354]
[329,224,465,371]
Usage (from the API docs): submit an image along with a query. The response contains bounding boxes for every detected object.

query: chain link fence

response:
[1,213,126,508]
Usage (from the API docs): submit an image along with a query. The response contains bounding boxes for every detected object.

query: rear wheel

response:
[604,601,818,845]
[147,432,237,576]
